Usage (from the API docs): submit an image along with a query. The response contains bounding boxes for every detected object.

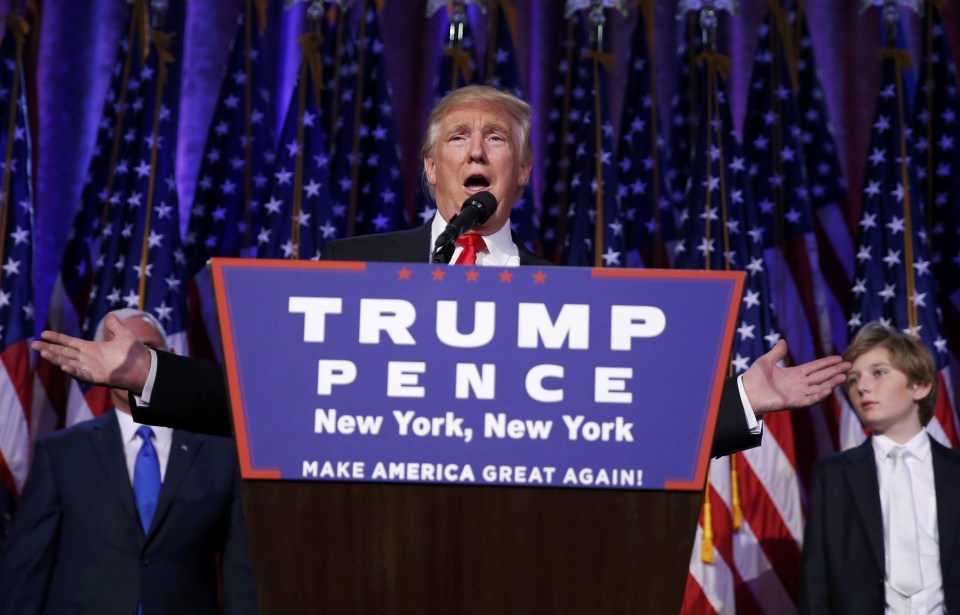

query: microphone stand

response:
[432,239,456,264]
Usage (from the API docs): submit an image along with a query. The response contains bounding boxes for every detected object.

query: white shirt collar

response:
[429,214,519,266]
[872,429,930,462]
[115,407,173,447]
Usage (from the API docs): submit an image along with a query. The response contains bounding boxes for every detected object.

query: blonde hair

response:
[420,85,532,200]
[843,322,938,425]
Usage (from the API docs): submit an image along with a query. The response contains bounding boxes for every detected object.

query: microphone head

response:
[463,191,498,224]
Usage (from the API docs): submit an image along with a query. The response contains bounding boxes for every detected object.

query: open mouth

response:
[464,175,491,191]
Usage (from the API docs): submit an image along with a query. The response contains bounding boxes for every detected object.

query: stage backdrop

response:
[24,0,960,334]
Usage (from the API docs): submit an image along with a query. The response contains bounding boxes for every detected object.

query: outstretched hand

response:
[31,313,152,393]
[741,339,851,415]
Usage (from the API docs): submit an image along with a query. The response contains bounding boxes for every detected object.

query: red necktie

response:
[454,234,487,265]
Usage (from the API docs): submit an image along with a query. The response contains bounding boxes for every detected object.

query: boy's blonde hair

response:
[842,322,937,425]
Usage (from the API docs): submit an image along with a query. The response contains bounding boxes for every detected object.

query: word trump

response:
[288,296,666,350]
[289,296,667,403]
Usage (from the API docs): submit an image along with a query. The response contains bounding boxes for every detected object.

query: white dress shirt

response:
[431,213,521,266]
[115,408,174,483]
[872,431,944,614]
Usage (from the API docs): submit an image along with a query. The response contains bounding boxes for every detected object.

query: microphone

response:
[431,191,498,264]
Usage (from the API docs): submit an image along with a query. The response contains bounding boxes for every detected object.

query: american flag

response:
[849,36,959,447]
[325,1,405,239]
[36,5,141,433]
[675,48,801,615]
[539,16,582,261]
[183,7,274,360]
[787,0,861,453]
[742,4,839,492]
[0,14,35,497]
[665,12,702,221]
[483,0,538,249]
[417,6,480,225]
[67,4,190,426]
[256,29,336,260]
[318,1,348,138]
[539,11,624,267]
[913,2,960,428]
[616,2,675,269]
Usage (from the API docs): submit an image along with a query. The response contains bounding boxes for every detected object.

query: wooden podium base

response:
[242,481,701,614]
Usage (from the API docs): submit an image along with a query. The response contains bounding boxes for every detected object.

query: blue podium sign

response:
[211,259,744,491]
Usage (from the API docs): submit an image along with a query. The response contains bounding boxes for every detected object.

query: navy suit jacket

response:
[799,435,960,614]
[0,484,12,544]
[132,223,761,458]
[0,411,257,615]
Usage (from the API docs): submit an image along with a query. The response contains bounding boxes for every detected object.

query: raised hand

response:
[741,339,851,415]
[31,313,153,393]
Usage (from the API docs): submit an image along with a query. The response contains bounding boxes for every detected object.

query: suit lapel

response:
[512,231,550,266]
[89,411,140,525]
[393,223,432,262]
[932,437,960,565]
[844,439,885,570]
[146,430,203,538]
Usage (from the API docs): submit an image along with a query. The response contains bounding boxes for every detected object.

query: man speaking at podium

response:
[32,86,849,458]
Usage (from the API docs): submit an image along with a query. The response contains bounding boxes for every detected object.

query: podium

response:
[211,259,743,613]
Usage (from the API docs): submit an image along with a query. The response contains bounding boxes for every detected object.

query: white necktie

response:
[888,446,923,596]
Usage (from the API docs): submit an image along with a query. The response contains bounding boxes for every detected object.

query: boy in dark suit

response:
[0,310,258,615]
[799,322,960,613]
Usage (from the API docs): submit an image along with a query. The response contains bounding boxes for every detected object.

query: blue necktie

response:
[133,426,160,533]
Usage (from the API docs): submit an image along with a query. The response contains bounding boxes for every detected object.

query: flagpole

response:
[98,0,149,236]
[591,53,605,267]
[585,1,613,267]
[639,0,666,267]
[348,0,370,238]
[242,0,256,248]
[485,0,498,85]
[292,9,326,260]
[0,15,26,289]
[137,30,174,309]
[770,7,787,322]
[922,4,934,243]
[700,27,715,271]
[553,18,576,262]
[291,40,310,260]
[880,1,920,333]
[329,2,347,142]
[893,50,918,332]
[688,0,746,557]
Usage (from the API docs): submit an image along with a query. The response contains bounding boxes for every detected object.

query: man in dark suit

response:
[799,323,960,614]
[0,310,257,615]
[31,86,849,458]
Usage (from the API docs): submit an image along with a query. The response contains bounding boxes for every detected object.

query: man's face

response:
[846,347,929,439]
[110,317,168,412]
[423,101,531,236]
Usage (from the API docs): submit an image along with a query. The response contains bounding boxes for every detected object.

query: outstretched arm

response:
[32,314,232,436]
[31,313,151,394]
[741,339,850,414]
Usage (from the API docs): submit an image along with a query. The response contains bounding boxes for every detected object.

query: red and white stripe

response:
[683,411,802,614]
[1,340,32,494]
